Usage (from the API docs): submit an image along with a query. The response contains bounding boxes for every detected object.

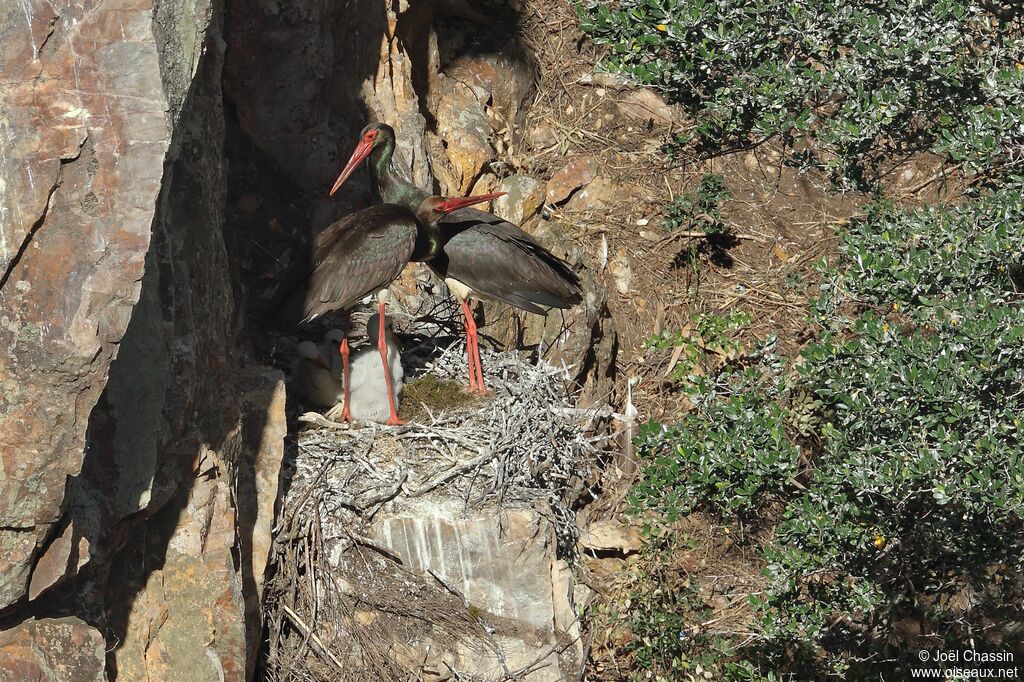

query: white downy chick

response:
[320,328,346,380]
[348,312,404,423]
[290,341,344,408]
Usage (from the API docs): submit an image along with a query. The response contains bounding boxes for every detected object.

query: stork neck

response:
[410,218,443,262]
[370,137,429,209]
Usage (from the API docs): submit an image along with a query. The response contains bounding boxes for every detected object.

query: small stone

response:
[545,156,599,205]
[527,122,558,148]
[636,218,649,226]
[617,89,677,125]
[609,255,632,295]
[578,71,631,89]
[566,177,621,211]
[29,521,76,600]
[493,175,544,225]
[596,88,606,97]
[579,519,642,555]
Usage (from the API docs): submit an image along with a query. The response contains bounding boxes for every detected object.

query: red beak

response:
[329,138,375,196]
[439,192,507,215]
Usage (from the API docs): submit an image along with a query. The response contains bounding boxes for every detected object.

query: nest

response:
[262,340,604,681]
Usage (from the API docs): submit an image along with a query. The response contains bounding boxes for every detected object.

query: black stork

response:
[330,123,583,393]
[279,192,504,425]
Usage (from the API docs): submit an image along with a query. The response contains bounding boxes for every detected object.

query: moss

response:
[401,375,482,421]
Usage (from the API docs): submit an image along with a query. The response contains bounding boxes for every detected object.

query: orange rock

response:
[546,156,600,205]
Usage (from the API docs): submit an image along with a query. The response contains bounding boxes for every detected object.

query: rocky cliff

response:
[0,0,284,677]
[0,0,611,677]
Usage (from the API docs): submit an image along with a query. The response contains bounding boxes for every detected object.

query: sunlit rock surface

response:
[0,0,284,677]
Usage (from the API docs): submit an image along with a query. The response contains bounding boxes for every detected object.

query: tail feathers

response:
[511,238,584,305]
[500,288,580,315]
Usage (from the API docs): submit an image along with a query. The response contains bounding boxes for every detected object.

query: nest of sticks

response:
[262,337,606,681]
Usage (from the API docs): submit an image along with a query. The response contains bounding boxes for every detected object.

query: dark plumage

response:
[331,122,584,392]
[273,191,503,422]
[432,207,582,314]
[290,203,419,323]
[332,123,583,314]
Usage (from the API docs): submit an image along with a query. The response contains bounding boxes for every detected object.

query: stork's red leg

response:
[338,311,352,422]
[459,299,487,394]
[459,299,480,391]
[471,321,487,393]
[377,302,406,426]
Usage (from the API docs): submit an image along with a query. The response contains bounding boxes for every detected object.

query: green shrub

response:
[631,368,799,520]
[661,172,731,235]
[644,309,751,384]
[760,181,1024,674]
[627,181,1024,676]
[580,0,1024,187]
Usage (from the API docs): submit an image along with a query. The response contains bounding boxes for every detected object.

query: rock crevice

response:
[0,0,615,678]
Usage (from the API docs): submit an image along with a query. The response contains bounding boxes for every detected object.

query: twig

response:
[427,568,470,608]
[658,225,768,244]
[348,531,405,564]
[403,453,492,497]
[905,163,961,195]
[298,411,351,429]
[280,604,345,670]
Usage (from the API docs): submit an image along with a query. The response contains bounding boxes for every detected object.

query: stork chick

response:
[290,341,344,408]
[327,313,404,424]
[320,328,346,379]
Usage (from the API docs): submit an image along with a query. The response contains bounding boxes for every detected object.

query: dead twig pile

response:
[262,343,604,680]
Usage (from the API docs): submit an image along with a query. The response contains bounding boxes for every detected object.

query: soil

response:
[516,2,865,420]
[510,0,971,676]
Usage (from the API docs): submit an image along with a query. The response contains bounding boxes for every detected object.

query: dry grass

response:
[511,0,869,429]
[582,510,779,680]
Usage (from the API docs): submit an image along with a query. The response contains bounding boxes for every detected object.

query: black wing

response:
[277,204,418,325]
[435,208,583,314]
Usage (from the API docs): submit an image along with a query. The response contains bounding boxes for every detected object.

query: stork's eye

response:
[366,131,377,141]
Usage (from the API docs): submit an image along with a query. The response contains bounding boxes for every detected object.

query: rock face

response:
[371,502,583,680]
[0,0,285,677]
[494,175,545,225]
[0,618,105,682]
[0,0,614,678]
[546,157,600,205]
[0,0,171,610]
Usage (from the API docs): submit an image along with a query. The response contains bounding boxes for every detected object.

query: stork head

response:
[366,312,401,349]
[330,122,396,196]
[415,192,507,224]
[297,341,329,369]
